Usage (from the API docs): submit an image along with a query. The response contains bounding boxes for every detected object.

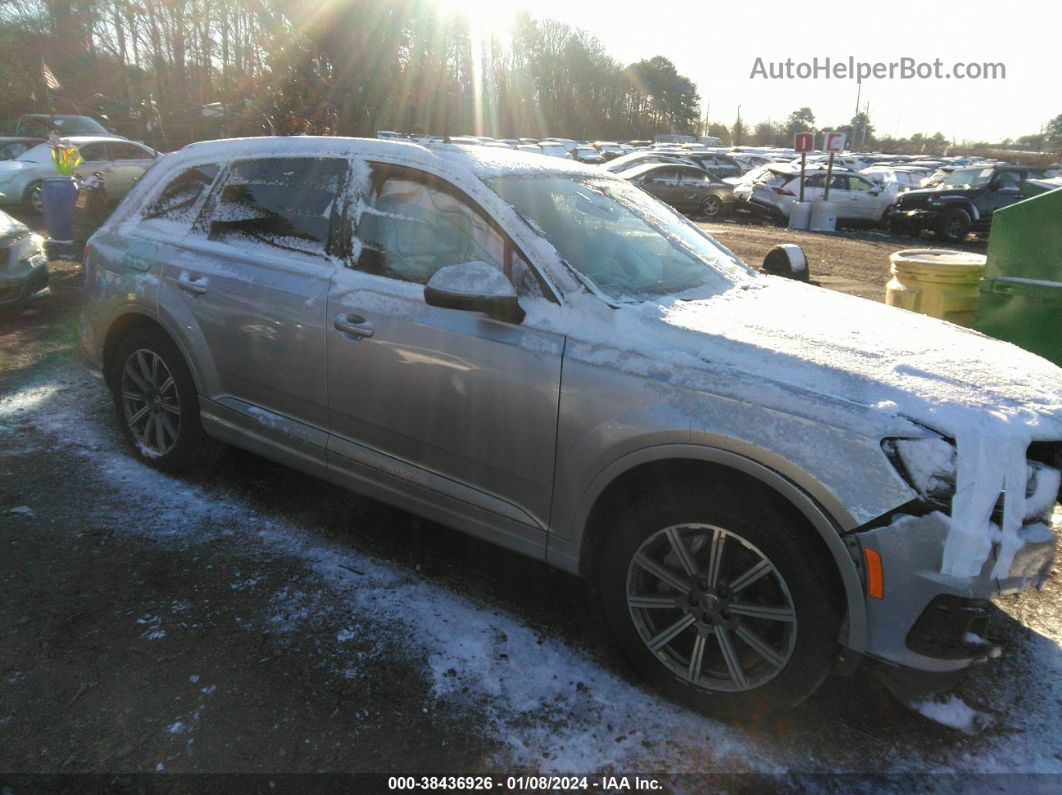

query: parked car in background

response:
[516,144,543,155]
[573,145,606,164]
[81,136,1062,718]
[0,137,44,161]
[0,208,47,309]
[541,137,578,155]
[621,162,734,218]
[0,137,159,212]
[886,165,1034,242]
[536,141,572,159]
[604,151,695,173]
[861,166,933,194]
[15,114,112,138]
[594,142,625,160]
[734,166,892,224]
[0,136,158,212]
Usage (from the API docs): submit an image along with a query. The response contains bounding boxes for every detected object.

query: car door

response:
[74,142,110,184]
[675,168,711,211]
[642,168,682,206]
[325,160,564,543]
[981,170,1025,216]
[846,174,890,220]
[104,141,157,198]
[160,155,348,450]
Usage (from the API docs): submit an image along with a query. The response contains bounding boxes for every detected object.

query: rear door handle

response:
[177,271,208,295]
[333,313,374,338]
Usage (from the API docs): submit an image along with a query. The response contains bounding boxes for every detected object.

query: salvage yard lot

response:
[1,226,1059,782]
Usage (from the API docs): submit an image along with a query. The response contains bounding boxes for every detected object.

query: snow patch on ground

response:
[911,695,992,735]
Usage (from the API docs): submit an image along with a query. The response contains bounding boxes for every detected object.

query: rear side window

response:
[143,164,219,224]
[109,142,153,160]
[79,143,108,162]
[200,157,347,256]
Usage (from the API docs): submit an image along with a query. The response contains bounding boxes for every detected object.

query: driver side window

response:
[354,165,542,297]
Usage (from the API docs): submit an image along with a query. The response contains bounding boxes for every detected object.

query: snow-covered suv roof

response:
[175,135,602,180]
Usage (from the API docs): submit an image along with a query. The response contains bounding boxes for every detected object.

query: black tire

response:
[108,326,220,473]
[935,207,971,243]
[598,477,842,718]
[701,195,724,219]
[23,181,42,214]
[885,216,914,238]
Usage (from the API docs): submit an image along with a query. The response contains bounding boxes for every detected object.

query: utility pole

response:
[735,104,742,145]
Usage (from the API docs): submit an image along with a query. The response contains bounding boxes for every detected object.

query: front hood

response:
[615,278,1062,443]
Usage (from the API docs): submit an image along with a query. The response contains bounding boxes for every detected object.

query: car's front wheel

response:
[935,207,972,243]
[109,327,220,473]
[598,481,842,718]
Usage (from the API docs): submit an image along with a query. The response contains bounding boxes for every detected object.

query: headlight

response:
[884,437,1061,521]
[883,437,956,506]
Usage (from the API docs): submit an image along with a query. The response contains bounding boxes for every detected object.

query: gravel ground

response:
[1,221,1058,789]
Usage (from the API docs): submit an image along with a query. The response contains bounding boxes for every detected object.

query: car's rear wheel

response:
[598,481,842,718]
[935,207,971,243]
[109,327,219,473]
[701,195,724,219]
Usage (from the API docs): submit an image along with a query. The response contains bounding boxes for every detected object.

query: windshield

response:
[486,174,755,302]
[940,168,993,189]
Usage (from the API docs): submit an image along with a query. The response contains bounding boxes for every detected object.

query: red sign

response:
[794,132,814,152]
[824,131,847,152]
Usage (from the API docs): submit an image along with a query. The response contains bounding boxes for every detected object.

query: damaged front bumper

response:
[853,510,1055,673]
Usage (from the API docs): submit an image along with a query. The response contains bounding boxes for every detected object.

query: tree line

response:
[0,0,702,145]
[710,106,1062,158]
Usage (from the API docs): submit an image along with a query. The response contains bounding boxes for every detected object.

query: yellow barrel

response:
[885,249,987,327]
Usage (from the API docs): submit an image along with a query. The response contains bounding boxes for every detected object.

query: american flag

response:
[41,61,60,91]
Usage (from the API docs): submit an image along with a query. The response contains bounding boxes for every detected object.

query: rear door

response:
[160,155,348,442]
[325,160,563,543]
[105,141,157,198]
[74,142,110,183]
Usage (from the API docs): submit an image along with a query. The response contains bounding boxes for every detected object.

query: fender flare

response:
[571,443,868,654]
[939,198,980,222]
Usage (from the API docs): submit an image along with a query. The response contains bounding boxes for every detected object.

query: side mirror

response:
[762,244,809,283]
[424,261,525,323]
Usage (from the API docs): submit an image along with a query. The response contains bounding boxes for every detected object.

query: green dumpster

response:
[974,187,1062,366]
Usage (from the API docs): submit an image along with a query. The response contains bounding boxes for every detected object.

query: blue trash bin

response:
[41,177,77,242]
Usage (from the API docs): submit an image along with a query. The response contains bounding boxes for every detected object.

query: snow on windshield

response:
[487,174,754,302]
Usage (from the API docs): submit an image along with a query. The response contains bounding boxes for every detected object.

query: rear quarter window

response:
[142,164,220,225]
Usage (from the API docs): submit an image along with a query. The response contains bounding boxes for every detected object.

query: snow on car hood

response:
[659,279,1062,579]
[532,276,1062,579]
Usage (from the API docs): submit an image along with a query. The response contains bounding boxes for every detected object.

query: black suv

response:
[885,165,1031,242]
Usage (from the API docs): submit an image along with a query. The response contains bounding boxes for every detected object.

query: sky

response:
[443,0,1060,143]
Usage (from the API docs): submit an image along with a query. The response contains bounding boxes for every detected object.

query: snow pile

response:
[911,695,993,735]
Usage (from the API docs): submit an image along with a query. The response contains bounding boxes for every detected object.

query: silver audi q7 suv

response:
[81,137,1062,716]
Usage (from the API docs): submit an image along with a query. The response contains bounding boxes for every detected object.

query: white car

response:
[735,166,893,223]
[537,142,574,159]
[573,145,605,164]
[0,136,159,212]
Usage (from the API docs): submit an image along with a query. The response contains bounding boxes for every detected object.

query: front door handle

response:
[177,271,208,295]
[333,313,374,338]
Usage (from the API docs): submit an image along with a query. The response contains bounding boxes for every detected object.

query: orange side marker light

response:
[864,548,884,599]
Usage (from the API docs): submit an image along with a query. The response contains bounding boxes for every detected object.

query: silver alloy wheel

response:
[626,524,797,692]
[702,196,722,218]
[944,215,964,239]
[120,349,181,457]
